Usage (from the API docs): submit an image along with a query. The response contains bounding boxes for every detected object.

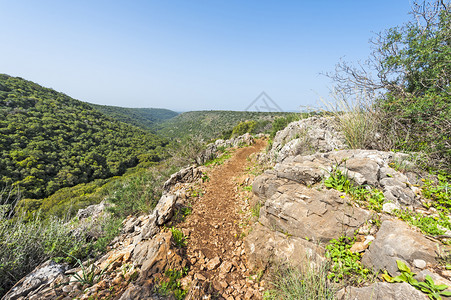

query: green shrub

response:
[0,213,87,296]
[231,120,257,137]
[269,114,301,138]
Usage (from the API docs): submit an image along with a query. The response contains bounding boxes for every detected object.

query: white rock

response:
[382,202,400,214]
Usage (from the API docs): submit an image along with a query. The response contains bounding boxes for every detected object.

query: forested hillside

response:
[157,110,293,140]
[89,104,178,132]
[0,74,167,200]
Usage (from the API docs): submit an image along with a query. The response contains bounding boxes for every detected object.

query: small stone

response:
[62,285,72,293]
[206,257,221,270]
[364,235,375,245]
[195,273,207,281]
[382,202,400,214]
[220,261,233,274]
[350,241,368,253]
[413,259,427,269]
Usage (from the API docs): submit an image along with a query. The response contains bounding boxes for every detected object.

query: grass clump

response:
[264,261,336,300]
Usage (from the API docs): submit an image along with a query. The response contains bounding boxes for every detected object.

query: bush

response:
[269,114,301,138]
[0,213,87,296]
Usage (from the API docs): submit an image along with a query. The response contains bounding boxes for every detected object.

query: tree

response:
[327,0,450,170]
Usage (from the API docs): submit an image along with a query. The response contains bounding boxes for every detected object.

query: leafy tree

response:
[327,0,450,170]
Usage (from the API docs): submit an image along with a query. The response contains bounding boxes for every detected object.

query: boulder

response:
[245,223,325,270]
[269,116,346,162]
[2,261,67,300]
[361,219,440,275]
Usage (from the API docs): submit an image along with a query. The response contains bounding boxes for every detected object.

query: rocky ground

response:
[2,134,266,300]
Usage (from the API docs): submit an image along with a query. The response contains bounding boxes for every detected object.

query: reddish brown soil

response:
[180,139,267,299]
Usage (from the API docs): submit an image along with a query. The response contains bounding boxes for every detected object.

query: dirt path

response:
[181,139,266,299]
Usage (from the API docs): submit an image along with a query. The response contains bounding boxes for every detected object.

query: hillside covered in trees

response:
[157,110,294,140]
[0,74,168,200]
[89,104,178,132]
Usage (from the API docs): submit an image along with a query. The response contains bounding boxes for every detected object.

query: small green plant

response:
[156,268,188,300]
[324,163,386,212]
[422,174,451,214]
[382,260,451,300]
[395,209,451,236]
[205,151,232,166]
[201,174,210,182]
[324,165,352,193]
[251,202,262,218]
[170,227,188,248]
[70,256,113,286]
[243,185,253,192]
[325,235,371,284]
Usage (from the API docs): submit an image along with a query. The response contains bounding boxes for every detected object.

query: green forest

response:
[0,74,168,200]
[89,104,178,132]
[157,110,293,141]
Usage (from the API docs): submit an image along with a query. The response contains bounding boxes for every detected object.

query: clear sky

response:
[0,1,413,112]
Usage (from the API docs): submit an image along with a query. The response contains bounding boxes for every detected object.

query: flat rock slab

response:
[337,282,427,300]
[259,185,371,243]
[245,223,325,270]
[362,219,440,275]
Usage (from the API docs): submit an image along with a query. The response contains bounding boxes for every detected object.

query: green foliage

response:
[395,173,451,236]
[0,212,87,296]
[205,150,232,166]
[325,235,371,284]
[89,104,178,132]
[156,268,188,300]
[251,201,262,218]
[324,166,352,193]
[0,74,168,201]
[422,174,451,213]
[263,262,336,300]
[231,120,257,137]
[170,227,188,248]
[382,260,451,300]
[157,110,293,141]
[70,256,113,286]
[106,170,165,218]
[269,114,301,138]
[324,163,386,212]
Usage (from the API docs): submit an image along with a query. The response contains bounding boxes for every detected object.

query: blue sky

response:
[0,1,413,112]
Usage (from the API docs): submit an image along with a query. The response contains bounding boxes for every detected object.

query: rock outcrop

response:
[268,116,346,162]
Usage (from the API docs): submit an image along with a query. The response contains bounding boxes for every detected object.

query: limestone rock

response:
[336,282,427,300]
[2,260,67,300]
[132,232,173,278]
[154,193,176,225]
[245,223,325,270]
[362,219,440,275]
[259,185,371,242]
[269,116,346,162]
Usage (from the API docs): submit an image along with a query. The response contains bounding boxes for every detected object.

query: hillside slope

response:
[89,104,178,132]
[0,74,167,200]
[157,110,292,140]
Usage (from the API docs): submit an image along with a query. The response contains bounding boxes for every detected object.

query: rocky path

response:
[180,139,266,299]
